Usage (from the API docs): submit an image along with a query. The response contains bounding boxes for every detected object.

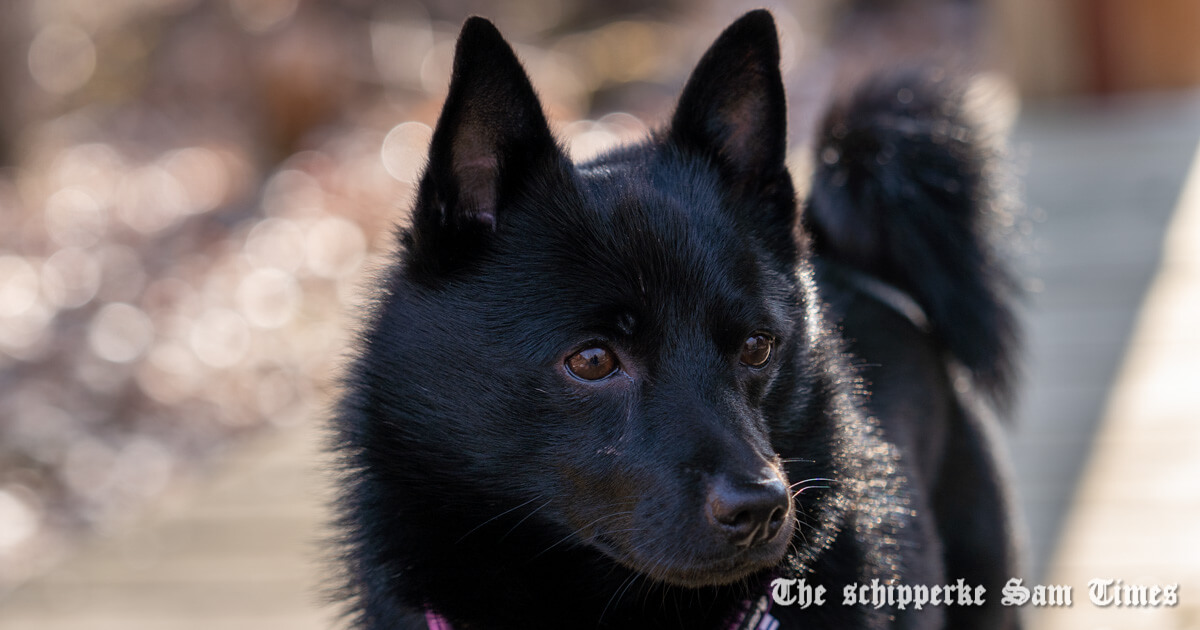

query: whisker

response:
[498,498,552,541]
[455,495,544,544]
[530,511,633,560]
[789,477,834,489]
[792,485,831,500]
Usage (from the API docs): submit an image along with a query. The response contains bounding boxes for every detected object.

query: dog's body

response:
[331,12,1021,630]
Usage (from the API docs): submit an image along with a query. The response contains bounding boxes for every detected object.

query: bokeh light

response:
[0,257,40,318]
[28,23,96,94]
[41,247,101,309]
[381,122,432,184]
[236,267,300,329]
[0,489,40,553]
[0,0,792,597]
[229,0,300,34]
[88,303,154,363]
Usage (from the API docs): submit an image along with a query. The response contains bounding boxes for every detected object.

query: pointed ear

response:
[668,10,788,192]
[420,17,559,232]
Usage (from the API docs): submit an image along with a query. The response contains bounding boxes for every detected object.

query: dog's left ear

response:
[669,10,789,196]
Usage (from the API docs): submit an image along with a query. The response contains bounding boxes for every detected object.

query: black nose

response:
[706,475,789,548]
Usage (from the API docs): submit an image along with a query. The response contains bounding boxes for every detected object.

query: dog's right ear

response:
[407,17,561,274]
[668,10,788,200]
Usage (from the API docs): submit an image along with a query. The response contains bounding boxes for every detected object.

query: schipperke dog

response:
[331,10,1021,630]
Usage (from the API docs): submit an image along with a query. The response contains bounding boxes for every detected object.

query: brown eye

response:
[740,333,774,368]
[566,346,618,381]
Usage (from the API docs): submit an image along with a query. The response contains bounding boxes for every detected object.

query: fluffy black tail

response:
[803,69,1019,410]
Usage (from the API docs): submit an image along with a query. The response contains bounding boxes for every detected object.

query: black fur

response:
[331,12,1020,630]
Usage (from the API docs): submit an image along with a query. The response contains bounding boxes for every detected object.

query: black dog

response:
[331,10,1020,630]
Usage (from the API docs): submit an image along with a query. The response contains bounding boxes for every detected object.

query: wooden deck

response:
[1010,92,1200,628]
[0,420,336,630]
[2,93,1199,629]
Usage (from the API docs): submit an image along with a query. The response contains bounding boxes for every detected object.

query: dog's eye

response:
[566,346,618,381]
[740,333,774,368]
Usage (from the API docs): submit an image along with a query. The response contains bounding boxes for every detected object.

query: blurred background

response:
[0,0,1198,629]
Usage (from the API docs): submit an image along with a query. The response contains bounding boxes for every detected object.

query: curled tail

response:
[803,68,1019,409]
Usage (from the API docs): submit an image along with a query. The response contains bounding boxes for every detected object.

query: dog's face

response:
[370,12,817,588]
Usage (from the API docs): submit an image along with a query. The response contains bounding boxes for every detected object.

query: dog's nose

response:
[706,475,789,548]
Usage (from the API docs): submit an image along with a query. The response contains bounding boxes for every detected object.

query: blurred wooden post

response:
[1084,0,1200,93]
[987,0,1200,97]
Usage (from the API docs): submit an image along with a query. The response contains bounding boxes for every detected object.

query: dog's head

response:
[364,11,831,589]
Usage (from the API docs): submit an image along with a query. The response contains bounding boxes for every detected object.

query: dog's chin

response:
[594,520,794,588]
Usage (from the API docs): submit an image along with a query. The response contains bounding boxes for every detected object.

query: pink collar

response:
[424,594,777,630]
[424,609,453,630]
